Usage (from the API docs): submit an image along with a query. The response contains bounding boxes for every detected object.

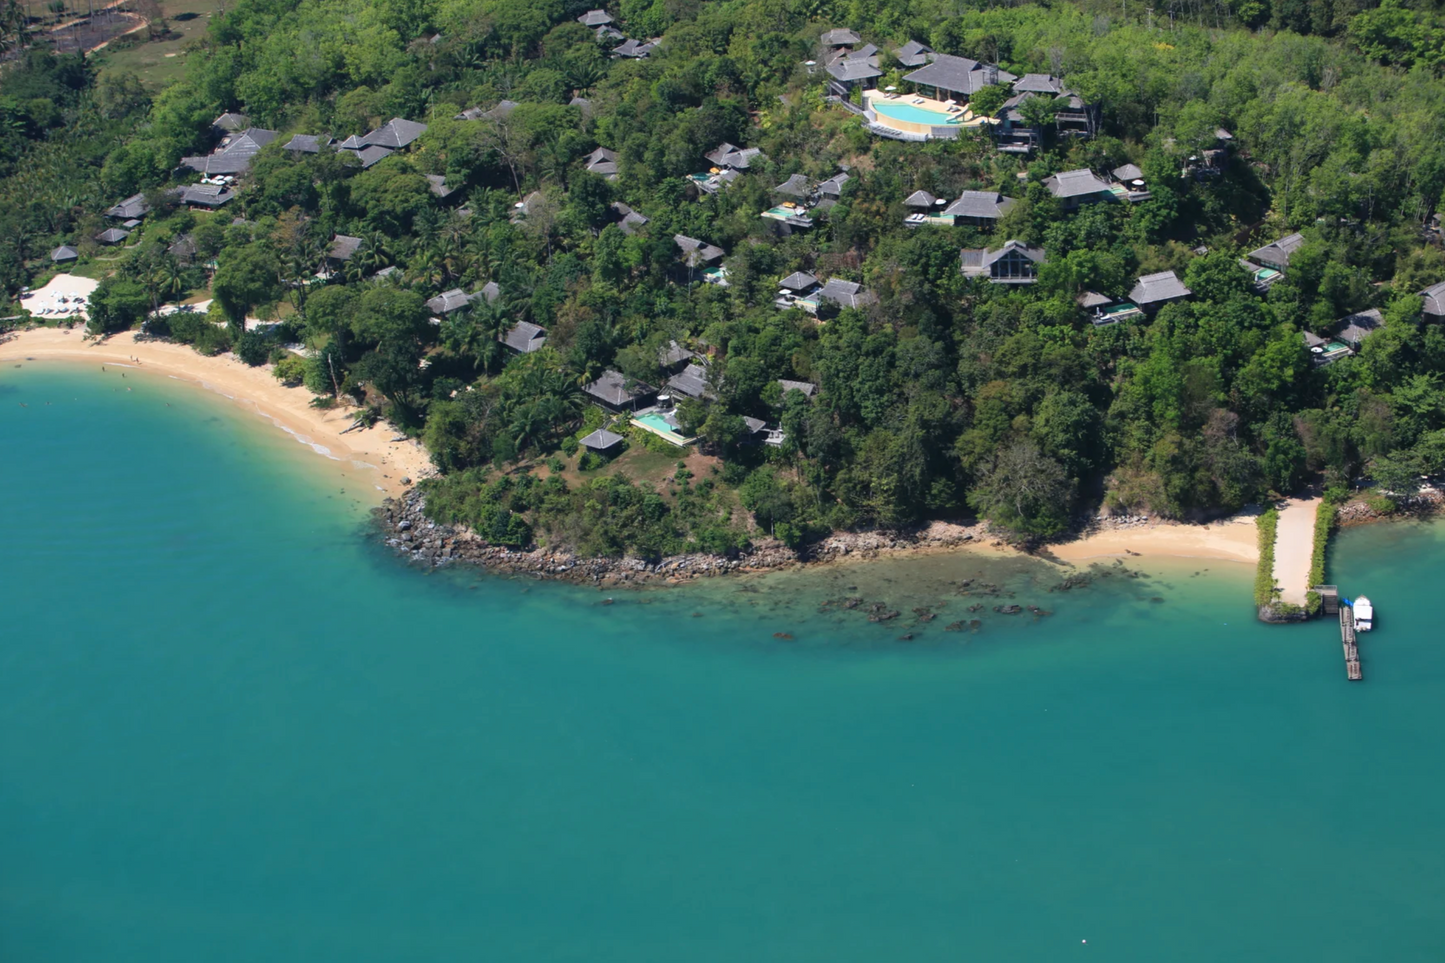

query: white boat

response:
[1354,596,1374,632]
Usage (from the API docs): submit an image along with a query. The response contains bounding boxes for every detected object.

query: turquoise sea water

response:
[5,362,1445,962]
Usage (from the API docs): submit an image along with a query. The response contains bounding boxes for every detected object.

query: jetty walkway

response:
[1271,496,1321,605]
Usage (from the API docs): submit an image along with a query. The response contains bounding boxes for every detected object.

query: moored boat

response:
[1354,596,1374,632]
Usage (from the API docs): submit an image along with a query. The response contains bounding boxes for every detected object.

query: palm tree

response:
[155,257,185,305]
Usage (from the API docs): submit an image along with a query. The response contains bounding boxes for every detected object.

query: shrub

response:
[273,354,308,386]
[1254,508,1279,608]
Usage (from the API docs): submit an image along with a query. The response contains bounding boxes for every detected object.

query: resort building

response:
[583,370,656,411]
[816,277,877,313]
[283,133,333,154]
[1042,169,1114,209]
[825,54,882,96]
[1128,270,1192,312]
[994,75,1095,151]
[903,53,1015,102]
[610,202,649,235]
[1421,281,1445,323]
[499,320,548,354]
[95,227,129,245]
[181,127,279,175]
[658,340,695,370]
[819,27,862,50]
[105,192,149,220]
[178,183,235,210]
[778,379,817,400]
[775,271,822,310]
[583,147,618,180]
[50,245,78,264]
[1079,290,1143,326]
[579,429,626,454]
[774,173,813,199]
[704,142,765,171]
[675,235,728,284]
[1305,308,1383,365]
[213,112,250,132]
[612,38,659,59]
[893,39,933,67]
[667,362,716,400]
[1110,164,1151,202]
[959,240,1045,283]
[455,100,517,122]
[577,8,612,26]
[942,190,1016,227]
[1247,232,1306,274]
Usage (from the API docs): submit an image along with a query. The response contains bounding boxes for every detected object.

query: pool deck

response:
[632,410,696,446]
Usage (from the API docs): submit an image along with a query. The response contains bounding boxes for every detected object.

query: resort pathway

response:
[1272,496,1321,606]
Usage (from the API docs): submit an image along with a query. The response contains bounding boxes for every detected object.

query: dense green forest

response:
[5,0,1445,554]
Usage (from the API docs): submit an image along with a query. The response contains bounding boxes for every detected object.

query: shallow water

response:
[3,363,1445,961]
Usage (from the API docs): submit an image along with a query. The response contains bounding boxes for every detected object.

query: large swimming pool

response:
[872,101,964,126]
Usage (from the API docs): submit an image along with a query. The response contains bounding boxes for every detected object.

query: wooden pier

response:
[1340,602,1362,681]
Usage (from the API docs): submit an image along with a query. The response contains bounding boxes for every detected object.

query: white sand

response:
[23,273,100,320]
[0,327,433,500]
[1272,496,1321,605]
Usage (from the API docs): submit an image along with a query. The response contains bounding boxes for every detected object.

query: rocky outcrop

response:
[374,488,996,585]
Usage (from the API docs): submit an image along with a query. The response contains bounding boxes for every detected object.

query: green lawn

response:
[93,0,228,90]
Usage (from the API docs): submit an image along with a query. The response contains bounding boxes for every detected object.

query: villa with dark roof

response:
[1421,281,1445,323]
[1042,169,1114,209]
[1128,270,1192,311]
[903,54,1015,100]
[941,190,1016,227]
[1247,232,1306,274]
[105,193,150,220]
[499,320,548,354]
[283,133,333,154]
[960,240,1045,283]
[181,127,278,175]
[583,147,618,180]
[894,39,933,67]
[584,370,656,411]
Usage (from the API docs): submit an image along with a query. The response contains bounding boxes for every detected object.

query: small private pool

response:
[1254,267,1280,281]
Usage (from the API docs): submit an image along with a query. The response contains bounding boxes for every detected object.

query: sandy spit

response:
[0,326,433,500]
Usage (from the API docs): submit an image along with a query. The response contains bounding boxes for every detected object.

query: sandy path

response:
[0,326,433,501]
[1272,496,1320,605]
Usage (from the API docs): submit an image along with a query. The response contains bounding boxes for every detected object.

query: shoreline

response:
[378,490,1262,587]
[0,326,433,500]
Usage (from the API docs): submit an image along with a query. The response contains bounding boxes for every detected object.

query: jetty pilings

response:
[1340,602,1362,682]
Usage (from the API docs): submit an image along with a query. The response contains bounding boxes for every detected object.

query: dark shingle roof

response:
[213,112,250,131]
[1129,270,1192,305]
[775,173,813,197]
[499,320,547,353]
[820,28,862,46]
[1421,281,1445,316]
[95,228,130,244]
[904,190,938,208]
[456,100,518,121]
[179,183,235,208]
[1336,308,1383,346]
[106,193,149,220]
[960,240,1046,277]
[826,57,881,83]
[362,117,427,149]
[426,174,456,199]
[612,38,658,58]
[818,278,877,308]
[1043,168,1112,198]
[578,9,613,26]
[50,244,78,262]
[426,288,474,315]
[328,235,364,262]
[1013,73,1066,94]
[704,142,764,169]
[1078,290,1112,309]
[674,234,725,266]
[659,340,694,366]
[778,379,817,398]
[283,133,332,153]
[168,234,198,259]
[895,39,933,66]
[580,428,626,450]
[942,190,1016,220]
[779,271,819,291]
[1111,163,1144,181]
[668,363,714,399]
[1247,232,1306,269]
[817,172,850,197]
[180,128,278,174]
[584,370,655,407]
[903,54,1014,95]
[584,147,618,178]
[611,201,648,234]
[348,145,395,168]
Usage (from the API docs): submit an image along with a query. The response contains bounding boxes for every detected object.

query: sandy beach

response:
[0,325,433,500]
[1047,514,1260,566]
